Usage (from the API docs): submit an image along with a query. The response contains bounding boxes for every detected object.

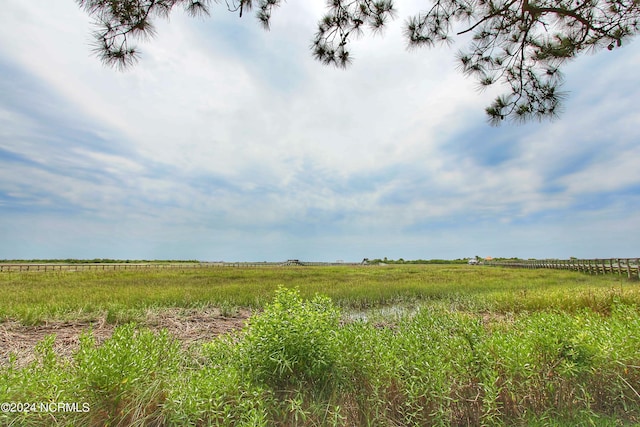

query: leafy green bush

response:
[392,308,486,425]
[239,287,341,390]
[168,365,271,427]
[168,288,344,425]
[74,324,181,425]
[0,335,77,426]
[167,334,272,427]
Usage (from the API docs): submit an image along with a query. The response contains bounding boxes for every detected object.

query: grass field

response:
[1,265,639,425]
[1,264,638,324]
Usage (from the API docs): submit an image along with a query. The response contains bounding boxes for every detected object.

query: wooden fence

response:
[0,260,362,272]
[0,263,200,272]
[486,258,640,280]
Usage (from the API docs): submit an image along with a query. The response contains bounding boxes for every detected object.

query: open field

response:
[2,264,639,324]
[1,265,640,426]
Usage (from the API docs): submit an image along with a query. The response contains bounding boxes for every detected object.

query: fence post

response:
[626,259,632,279]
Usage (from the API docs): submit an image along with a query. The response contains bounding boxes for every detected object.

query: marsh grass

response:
[2,266,640,425]
[2,287,639,426]
[1,324,182,426]
[1,265,638,324]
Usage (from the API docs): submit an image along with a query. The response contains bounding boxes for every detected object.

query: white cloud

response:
[1,0,639,260]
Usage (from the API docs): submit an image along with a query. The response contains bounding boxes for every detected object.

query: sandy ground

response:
[0,308,251,368]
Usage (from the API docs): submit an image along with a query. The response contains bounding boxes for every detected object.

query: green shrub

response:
[74,324,181,425]
[168,366,270,427]
[167,334,272,427]
[336,320,398,425]
[0,335,76,427]
[393,308,486,425]
[239,287,341,391]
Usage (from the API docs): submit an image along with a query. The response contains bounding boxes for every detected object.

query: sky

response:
[1,1,639,262]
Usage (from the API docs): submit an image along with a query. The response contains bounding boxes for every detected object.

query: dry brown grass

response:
[0,307,250,368]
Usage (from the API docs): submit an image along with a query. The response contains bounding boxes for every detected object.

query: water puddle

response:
[345,303,422,323]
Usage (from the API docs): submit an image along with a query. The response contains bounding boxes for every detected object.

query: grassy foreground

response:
[1,265,640,425]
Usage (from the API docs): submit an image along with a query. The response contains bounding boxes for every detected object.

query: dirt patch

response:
[0,308,251,368]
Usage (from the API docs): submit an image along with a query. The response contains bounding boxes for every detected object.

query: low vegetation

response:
[1,265,639,425]
[1,265,638,325]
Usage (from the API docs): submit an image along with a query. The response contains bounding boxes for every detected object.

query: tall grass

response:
[2,287,639,426]
[1,265,638,324]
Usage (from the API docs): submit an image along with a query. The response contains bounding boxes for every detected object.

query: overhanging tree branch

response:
[77,0,640,124]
